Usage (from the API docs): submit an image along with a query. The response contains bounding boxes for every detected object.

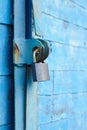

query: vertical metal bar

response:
[14,0,25,39]
[26,0,32,38]
[0,0,13,130]
[14,66,26,130]
[14,0,26,130]
[26,69,38,130]
[26,0,38,129]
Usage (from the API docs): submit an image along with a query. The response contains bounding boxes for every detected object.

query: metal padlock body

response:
[32,62,50,82]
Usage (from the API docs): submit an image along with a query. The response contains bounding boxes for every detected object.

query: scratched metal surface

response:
[33,0,87,130]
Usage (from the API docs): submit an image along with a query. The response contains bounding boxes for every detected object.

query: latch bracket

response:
[14,38,49,65]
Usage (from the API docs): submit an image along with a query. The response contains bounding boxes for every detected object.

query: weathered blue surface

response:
[14,0,38,130]
[26,67,38,130]
[14,66,26,130]
[33,0,87,129]
[14,0,26,130]
[33,0,87,47]
[25,0,38,130]
[0,124,13,130]
[0,0,13,24]
[14,0,25,39]
[0,25,13,75]
[0,0,13,129]
[0,76,13,125]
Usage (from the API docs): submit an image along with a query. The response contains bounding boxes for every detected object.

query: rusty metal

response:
[13,38,49,65]
[14,43,20,62]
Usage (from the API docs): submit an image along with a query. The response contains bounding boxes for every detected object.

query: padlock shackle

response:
[14,38,49,65]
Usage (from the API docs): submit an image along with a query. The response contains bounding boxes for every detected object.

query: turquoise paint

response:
[33,0,87,129]
[0,0,13,24]
[26,67,38,130]
[0,25,13,75]
[14,39,47,65]
[33,0,87,45]
[1,0,87,130]
[14,66,26,130]
[14,0,26,130]
[0,0,13,129]
[0,124,13,130]
[25,0,38,129]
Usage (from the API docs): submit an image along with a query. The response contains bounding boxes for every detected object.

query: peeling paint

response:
[14,43,20,62]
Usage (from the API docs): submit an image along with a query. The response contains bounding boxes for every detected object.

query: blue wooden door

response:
[33,0,87,130]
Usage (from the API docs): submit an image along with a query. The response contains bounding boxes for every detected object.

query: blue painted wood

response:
[0,0,13,24]
[0,0,13,129]
[0,25,13,75]
[33,0,87,130]
[0,124,14,130]
[0,76,13,125]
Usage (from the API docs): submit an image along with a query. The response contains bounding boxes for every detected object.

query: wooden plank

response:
[0,76,13,125]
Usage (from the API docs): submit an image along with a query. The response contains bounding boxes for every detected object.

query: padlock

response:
[32,47,50,82]
[32,62,50,82]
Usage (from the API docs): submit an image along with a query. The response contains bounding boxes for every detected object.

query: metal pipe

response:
[14,0,26,130]
[14,0,38,129]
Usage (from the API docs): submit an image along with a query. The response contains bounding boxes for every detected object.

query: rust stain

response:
[14,43,20,62]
